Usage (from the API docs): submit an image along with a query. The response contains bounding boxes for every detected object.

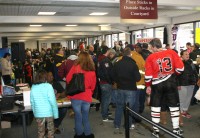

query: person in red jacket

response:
[23,60,32,86]
[66,51,96,138]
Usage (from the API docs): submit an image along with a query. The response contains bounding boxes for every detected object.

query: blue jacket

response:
[30,83,58,119]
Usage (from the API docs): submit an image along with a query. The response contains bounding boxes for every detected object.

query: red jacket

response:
[66,65,96,103]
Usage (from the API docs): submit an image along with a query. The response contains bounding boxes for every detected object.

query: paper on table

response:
[23,90,31,106]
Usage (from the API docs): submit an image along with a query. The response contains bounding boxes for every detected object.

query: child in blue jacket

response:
[30,69,58,138]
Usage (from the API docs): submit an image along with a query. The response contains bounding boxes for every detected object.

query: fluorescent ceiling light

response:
[29,25,42,27]
[98,24,110,26]
[38,12,56,15]
[65,24,78,26]
[89,12,108,16]
[19,40,26,42]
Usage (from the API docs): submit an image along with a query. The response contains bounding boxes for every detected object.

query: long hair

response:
[33,69,47,84]
[75,51,95,71]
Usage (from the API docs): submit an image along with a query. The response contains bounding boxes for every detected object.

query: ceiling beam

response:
[0,32,102,37]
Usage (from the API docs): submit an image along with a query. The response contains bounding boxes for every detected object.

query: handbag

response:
[194,87,200,100]
[66,70,85,96]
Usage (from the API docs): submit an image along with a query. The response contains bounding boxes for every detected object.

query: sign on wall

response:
[195,28,200,44]
[136,38,153,43]
[120,0,157,19]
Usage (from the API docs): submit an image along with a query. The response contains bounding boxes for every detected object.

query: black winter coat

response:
[177,59,198,86]
[112,56,141,91]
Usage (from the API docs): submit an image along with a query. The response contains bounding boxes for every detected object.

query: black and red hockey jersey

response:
[145,49,184,87]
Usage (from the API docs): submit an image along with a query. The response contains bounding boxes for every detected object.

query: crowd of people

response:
[1,39,200,138]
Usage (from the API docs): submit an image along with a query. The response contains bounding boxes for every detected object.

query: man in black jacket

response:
[97,46,114,122]
[112,47,141,129]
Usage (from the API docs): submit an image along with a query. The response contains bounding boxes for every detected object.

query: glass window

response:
[196,22,200,28]
[133,30,142,44]
[112,34,118,47]
[176,23,194,52]
[105,35,112,48]
[143,28,153,38]
[71,41,74,49]
[119,33,126,48]
[88,38,94,45]
[155,27,164,44]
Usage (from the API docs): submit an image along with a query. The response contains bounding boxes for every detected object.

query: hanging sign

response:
[120,0,158,19]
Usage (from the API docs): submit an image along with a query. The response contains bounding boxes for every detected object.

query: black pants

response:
[2,75,11,85]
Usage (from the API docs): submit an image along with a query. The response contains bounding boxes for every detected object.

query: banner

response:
[120,0,157,19]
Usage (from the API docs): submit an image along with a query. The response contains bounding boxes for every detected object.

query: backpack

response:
[58,60,68,79]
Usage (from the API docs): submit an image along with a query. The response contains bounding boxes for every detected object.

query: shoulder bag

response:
[66,68,85,96]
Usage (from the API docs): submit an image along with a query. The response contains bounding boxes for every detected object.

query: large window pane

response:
[105,35,112,48]
[119,33,126,48]
[143,28,153,38]
[112,34,118,47]
[133,30,142,44]
[155,27,164,44]
[177,23,194,52]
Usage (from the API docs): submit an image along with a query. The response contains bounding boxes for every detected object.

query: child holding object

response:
[30,69,58,138]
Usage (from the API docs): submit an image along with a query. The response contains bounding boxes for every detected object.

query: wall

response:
[8,40,67,51]
[39,40,67,50]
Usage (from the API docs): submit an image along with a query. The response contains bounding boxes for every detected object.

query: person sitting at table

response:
[47,71,67,134]
[30,69,58,138]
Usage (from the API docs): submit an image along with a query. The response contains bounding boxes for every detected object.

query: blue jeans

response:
[54,107,67,128]
[71,99,91,135]
[111,89,117,104]
[114,89,137,128]
[100,84,112,119]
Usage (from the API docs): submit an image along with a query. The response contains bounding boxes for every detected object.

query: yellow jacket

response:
[131,51,145,86]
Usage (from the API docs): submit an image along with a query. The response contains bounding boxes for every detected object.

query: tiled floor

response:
[1,103,200,138]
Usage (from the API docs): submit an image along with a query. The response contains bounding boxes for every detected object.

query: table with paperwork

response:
[1,98,99,138]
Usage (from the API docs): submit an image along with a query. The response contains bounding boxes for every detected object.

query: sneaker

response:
[152,131,159,138]
[173,128,183,136]
[129,124,135,130]
[102,117,114,122]
[182,112,191,118]
[185,112,192,118]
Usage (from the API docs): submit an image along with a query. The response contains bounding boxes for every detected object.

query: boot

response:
[160,111,167,125]
[74,133,85,138]
[179,112,184,127]
[85,133,95,138]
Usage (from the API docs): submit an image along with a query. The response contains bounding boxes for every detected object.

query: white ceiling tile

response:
[18,5,41,15]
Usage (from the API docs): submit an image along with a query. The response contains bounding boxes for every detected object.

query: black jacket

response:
[97,54,113,84]
[177,59,198,86]
[113,56,141,91]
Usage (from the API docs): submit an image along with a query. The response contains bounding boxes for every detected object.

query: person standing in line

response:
[23,60,32,87]
[145,38,184,138]
[112,47,141,129]
[97,46,114,122]
[30,70,58,138]
[66,52,96,138]
[1,53,13,85]
[177,50,198,119]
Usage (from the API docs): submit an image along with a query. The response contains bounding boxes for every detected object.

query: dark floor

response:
[1,103,200,138]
